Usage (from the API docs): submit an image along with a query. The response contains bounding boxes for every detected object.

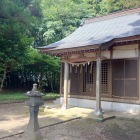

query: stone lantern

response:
[23,83,44,140]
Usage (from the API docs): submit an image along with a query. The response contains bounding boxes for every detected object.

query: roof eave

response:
[47,44,101,56]
[101,35,140,50]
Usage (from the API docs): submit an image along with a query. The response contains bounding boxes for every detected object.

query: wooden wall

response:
[60,44,140,105]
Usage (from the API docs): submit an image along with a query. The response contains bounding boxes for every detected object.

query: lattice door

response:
[81,61,110,96]
[101,62,109,94]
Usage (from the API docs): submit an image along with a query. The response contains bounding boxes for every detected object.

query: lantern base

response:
[22,130,43,140]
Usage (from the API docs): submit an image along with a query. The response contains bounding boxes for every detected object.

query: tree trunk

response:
[51,72,54,92]
[38,72,43,90]
[0,65,7,92]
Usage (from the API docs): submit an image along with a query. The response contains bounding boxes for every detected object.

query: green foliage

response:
[40,0,140,46]
[0,0,43,91]
[41,0,94,45]
[23,48,60,92]
[2,47,60,92]
[0,91,59,101]
[0,91,28,101]
[1,0,140,93]
[99,0,140,14]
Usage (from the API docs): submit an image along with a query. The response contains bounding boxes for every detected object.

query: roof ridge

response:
[85,7,140,24]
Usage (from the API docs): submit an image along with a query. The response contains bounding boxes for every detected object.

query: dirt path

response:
[2,118,140,140]
[0,103,28,135]
[0,101,59,138]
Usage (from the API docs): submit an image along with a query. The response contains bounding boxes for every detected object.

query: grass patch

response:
[43,93,60,100]
[0,91,60,101]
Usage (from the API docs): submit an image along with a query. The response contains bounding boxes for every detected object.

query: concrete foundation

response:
[55,97,140,113]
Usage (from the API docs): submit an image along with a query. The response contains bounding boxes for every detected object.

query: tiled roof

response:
[39,7,140,51]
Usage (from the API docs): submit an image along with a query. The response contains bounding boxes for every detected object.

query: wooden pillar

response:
[138,44,140,103]
[62,62,69,109]
[60,63,63,96]
[94,56,103,117]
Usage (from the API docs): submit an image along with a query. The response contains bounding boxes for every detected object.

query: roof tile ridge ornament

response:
[80,18,86,27]
[85,7,140,24]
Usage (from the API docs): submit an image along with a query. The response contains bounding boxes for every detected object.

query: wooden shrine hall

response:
[39,7,140,114]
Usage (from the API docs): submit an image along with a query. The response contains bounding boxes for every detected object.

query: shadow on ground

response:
[1,101,140,140]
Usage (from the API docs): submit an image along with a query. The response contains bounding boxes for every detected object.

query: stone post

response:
[94,56,103,117]
[62,62,69,109]
[23,84,44,140]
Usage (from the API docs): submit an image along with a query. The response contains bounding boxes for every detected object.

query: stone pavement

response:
[0,101,140,139]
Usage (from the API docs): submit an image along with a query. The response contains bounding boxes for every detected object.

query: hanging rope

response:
[80,65,83,73]
[62,57,97,66]
[70,64,72,73]
[75,65,78,73]
[90,61,93,74]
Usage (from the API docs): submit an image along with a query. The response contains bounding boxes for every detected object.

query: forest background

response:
[0,0,140,93]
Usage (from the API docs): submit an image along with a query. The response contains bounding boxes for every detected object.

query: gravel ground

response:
[2,118,140,140]
[1,102,140,140]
